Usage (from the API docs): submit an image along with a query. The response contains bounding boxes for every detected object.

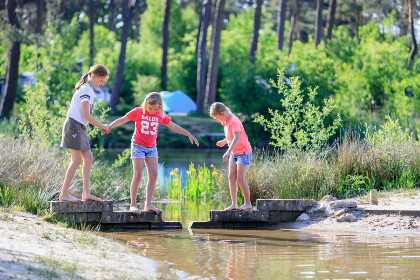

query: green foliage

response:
[18,82,66,145]
[165,163,221,200]
[255,69,342,153]
[132,74,161,106]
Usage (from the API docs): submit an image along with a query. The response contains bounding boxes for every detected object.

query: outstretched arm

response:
[167,121,199,146]
[109,116,129,130]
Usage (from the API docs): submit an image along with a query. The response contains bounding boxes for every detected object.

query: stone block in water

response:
[50,200,113,213]
[101,211,163,223]
[257,199,317,211]
[209,210,269,222]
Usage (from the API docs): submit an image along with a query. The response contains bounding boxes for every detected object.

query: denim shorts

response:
[131,143,158,159]
[229,151,252,166]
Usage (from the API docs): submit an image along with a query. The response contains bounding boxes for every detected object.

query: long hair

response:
[75,64,110,90]
[209,102,231,116]
[142,92,164,116]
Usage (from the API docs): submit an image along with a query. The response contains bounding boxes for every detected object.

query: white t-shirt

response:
[67,83,94,126]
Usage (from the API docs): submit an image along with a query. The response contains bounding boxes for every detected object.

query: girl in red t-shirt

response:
[108,92,199,214]
[209,102,253,211]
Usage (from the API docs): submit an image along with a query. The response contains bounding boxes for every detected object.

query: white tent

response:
[160,90,197,114]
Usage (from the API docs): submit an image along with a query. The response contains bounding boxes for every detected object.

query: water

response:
[103,148,225,186]
[106,203,420,279]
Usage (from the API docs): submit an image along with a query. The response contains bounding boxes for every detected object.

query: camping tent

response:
[161,90,197,114]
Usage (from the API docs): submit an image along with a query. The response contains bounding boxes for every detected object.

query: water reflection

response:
[108,228,420,279]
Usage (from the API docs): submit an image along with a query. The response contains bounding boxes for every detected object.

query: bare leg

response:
[143,157,160,214]
[81,150,103,202]
[60,149,82,203]
[237,164,252,210]
[225,161,239,211]
[130,158,145,214]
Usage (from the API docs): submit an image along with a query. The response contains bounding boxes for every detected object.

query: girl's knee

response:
[132,172,142,182]
[71,159,82,167]
[237,177,247,186]
[148,173,158,182]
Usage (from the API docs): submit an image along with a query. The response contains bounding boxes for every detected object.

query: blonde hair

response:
[142,92,164,116]
[209,102,231,116]
[75,64,110,90]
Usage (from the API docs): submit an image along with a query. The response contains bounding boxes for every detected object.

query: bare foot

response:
[129,206,142,215]
[59,194,81,203]
[144,205,161,214]
[224,205,239,211]
[82,193,104,203]
[238,203,252,211]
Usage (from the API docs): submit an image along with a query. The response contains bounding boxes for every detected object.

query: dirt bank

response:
[0,209,166,280]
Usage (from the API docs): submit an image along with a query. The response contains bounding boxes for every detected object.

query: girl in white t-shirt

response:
[59,64,110,203]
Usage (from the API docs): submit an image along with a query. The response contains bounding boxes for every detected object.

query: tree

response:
[161,0,171,90]
[132,0,147,42]
[407,0,417,67]
[314,0,323,47]
[205,0,225,105]
[196,0,212,114]
[324,0,336,42]
[0,0,21,118]
[277,0,287,51]
[249,0,262,62]
[88,0,95,67]
[287,0,299,55]
[110,0,131,111]
[109,0,116,32]
[36,0,43,34]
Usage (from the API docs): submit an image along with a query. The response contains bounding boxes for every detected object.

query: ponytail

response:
[75,73,89,90]
[74,64,110,90]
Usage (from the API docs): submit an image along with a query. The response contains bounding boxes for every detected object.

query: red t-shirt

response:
[223,115,252,155]
[125,107,171,147]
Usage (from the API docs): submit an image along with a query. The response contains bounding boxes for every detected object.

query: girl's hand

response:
[222,152,229,162]
[216,140,226,147]
[189,134,199,146]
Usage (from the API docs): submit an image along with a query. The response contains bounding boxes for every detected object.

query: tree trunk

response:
[277,0,287,51]
[249,0,262,62]
[314,0,323,47]
[205,0,225,105]
[195,4,203,55]
[196,0,211,114]
[36,0,42,34]
[88,0,95,67]
[161,0,171,90]
[324,0,336,42]
[109,0,116,32]
[407,0,417,67]
[133,4,141,42]
[287,0,299,55]
[110,0,131,111]
[0,0,21,118]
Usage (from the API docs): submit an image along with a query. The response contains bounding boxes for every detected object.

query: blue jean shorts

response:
[229,151,252,166]
[131,143,158,159]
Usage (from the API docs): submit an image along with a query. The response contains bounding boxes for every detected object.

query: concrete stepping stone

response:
[50,201,181,230]
[190,199,318,230]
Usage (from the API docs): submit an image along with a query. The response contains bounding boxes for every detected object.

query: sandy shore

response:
[281,189,420,234]
[0,209,165,280]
